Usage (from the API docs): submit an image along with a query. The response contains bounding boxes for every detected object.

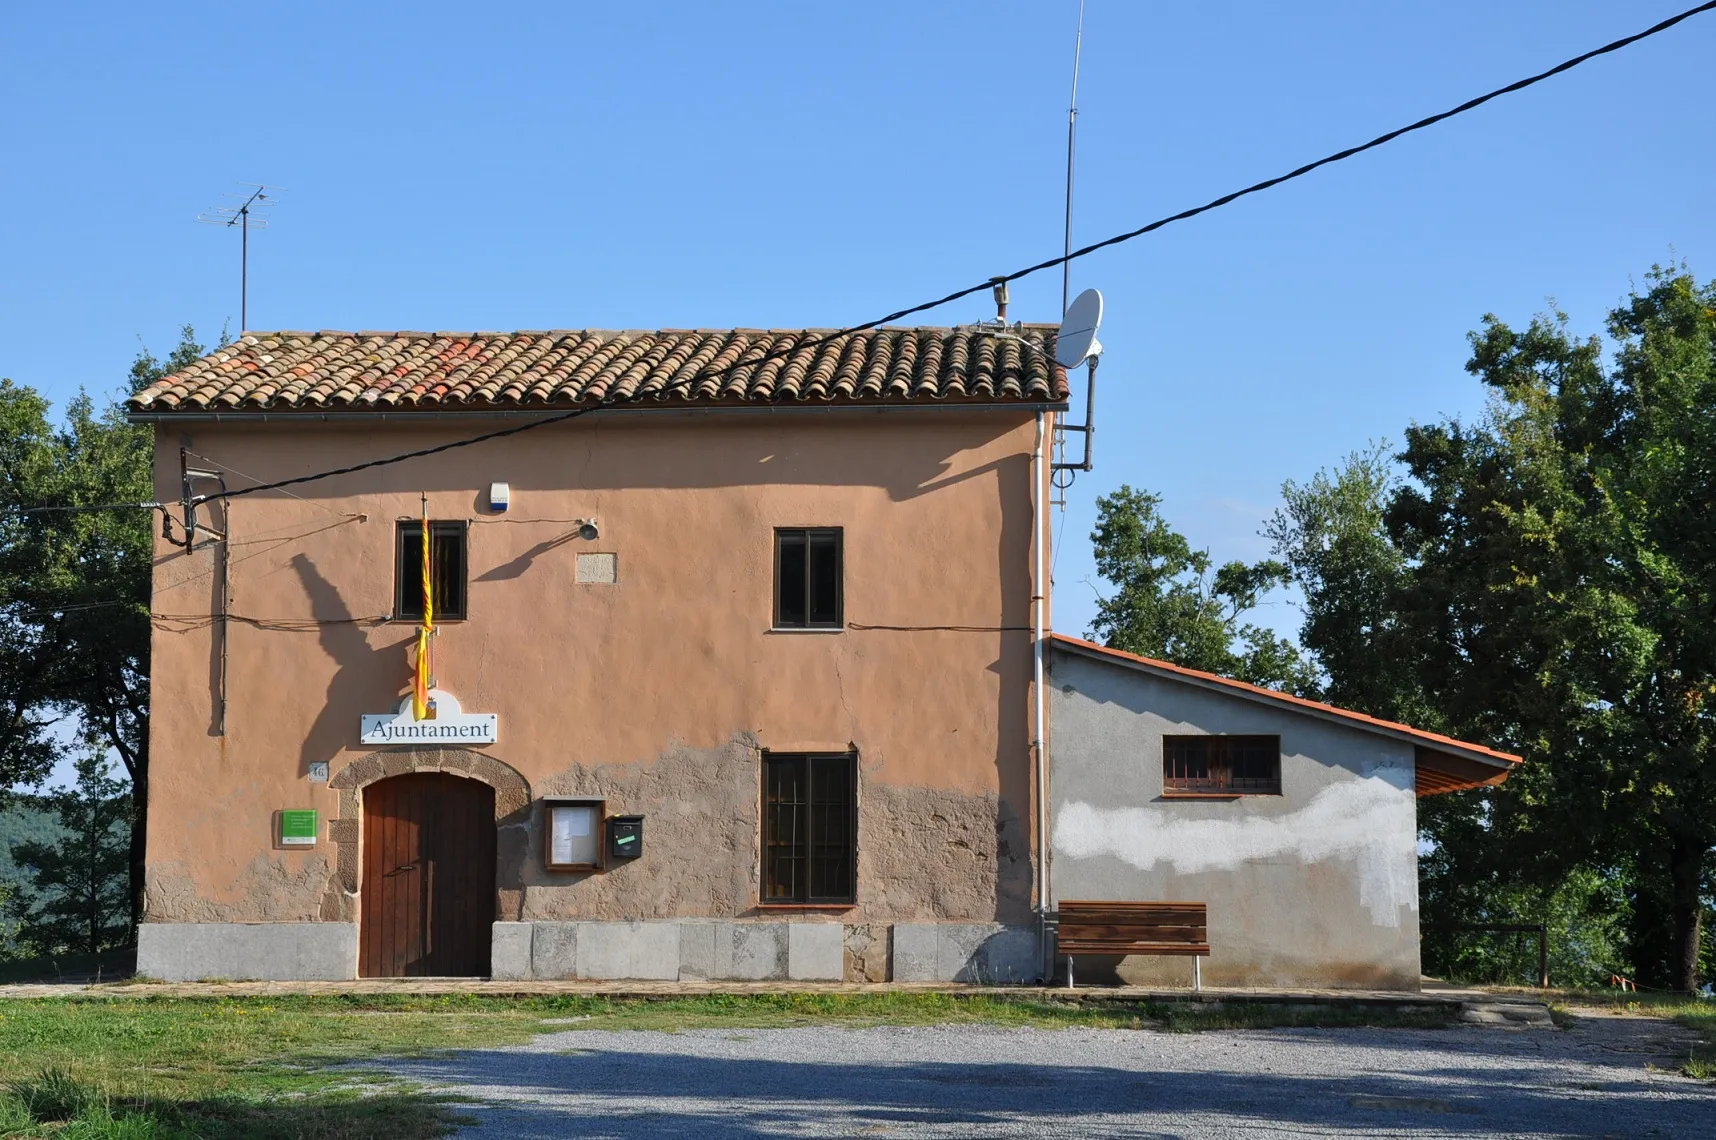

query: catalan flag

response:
[413,498,435,720]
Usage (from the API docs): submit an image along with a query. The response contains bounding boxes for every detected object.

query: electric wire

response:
[7,1,1712,524]
[189,1,1716,507]
[182,449,362,520]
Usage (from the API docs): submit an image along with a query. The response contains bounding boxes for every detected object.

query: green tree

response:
[1088,485,1316,693]
[1264,444,1433,721]
[1269,267,1715,991]
[0,325,198,931]
[8,756,132,957]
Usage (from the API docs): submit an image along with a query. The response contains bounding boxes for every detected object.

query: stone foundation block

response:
[530,922,580,979]
[891,923,1038,983]
[786,922,844,981]
[715,922,788,980]
[678,921,717,980]
[136,922,357,982]
[573,921,679,980]
[491,922,532,980]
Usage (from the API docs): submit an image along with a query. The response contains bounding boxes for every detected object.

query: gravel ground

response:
[378,1017,1715,1139]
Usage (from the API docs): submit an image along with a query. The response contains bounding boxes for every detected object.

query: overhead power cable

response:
[0,1,1700,524]
[196,1,1715,506]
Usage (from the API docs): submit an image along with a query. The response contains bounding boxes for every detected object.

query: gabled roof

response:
[1048,634,1522,797]
[127,327,1069,415]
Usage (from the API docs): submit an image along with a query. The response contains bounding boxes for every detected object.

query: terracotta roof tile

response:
[129,327,1068,414]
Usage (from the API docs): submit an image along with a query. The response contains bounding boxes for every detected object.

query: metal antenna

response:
[197,183,283,334]
[1062,0,1086,318]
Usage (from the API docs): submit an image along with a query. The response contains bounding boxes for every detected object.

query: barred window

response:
[762,752,856,904]
[1162,735,1280,795]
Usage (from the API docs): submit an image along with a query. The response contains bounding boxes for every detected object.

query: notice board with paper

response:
[545,801,600,869]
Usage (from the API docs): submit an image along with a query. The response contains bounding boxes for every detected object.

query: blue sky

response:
[3,0,1712,744]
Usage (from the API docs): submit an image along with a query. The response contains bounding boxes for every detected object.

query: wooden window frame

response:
[1161,734,1282,797]
[394,520,468,621]
[761,751,857,905]
[542,797,606,872]
[772,527,843,630]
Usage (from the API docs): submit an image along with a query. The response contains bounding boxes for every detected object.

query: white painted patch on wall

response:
[1054,776,1417,927]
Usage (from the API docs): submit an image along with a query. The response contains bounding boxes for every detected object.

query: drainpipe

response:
[1032,411,1050,980]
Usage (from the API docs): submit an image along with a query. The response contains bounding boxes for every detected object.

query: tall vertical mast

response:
[1062,0,1086,318]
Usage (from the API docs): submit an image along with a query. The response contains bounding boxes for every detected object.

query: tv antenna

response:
[1053,287,1103,482]
[197,183,283,333]
[1062,0,1086,318]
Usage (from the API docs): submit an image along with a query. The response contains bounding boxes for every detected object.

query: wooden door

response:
[360,773,496,977]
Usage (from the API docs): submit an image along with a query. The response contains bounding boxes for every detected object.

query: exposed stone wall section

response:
[520,736,762,920]
[859,782,1033,925]
[325,747,531,924]
[144,852,335,923]
[519,734,1030,926]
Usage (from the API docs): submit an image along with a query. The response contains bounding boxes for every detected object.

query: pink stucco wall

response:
[144,410,1049,933]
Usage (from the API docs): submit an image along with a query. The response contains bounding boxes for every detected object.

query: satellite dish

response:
[1055,288,1104,368]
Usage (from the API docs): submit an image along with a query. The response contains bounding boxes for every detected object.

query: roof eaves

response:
[1047,633,1522,770]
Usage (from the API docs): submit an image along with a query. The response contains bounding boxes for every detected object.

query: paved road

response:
[379,1017,1715,1138]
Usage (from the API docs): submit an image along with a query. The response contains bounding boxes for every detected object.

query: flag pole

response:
[414,492,435,719]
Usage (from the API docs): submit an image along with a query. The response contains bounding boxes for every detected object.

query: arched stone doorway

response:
[322,748,531,943]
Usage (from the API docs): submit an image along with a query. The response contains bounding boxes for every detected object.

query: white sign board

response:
[360,689,497,746]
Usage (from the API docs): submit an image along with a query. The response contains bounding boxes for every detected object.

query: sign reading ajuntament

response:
[360,690,498,746]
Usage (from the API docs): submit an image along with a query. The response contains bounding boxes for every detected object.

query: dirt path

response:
[1557,1004,1708,1069]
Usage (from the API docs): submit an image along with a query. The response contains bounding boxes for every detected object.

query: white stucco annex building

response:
[1046,635,1521,990]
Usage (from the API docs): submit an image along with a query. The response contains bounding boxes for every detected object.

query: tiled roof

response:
[1048,634,1522,796]
[127,327,1068,414]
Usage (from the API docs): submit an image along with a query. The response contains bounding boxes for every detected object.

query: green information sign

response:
[280,810,318,847]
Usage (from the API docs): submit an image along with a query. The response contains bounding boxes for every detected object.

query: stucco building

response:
[1046,636,1519,990]
[128,325,1518,987]
[131,326,1063,983]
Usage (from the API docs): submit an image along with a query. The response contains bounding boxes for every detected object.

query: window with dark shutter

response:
[1162,735,1281,795]
[762,752,856,904]
[395,521,468,620]
[774,528,842,629]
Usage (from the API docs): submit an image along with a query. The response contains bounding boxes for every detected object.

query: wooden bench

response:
[1056,900,1210,990]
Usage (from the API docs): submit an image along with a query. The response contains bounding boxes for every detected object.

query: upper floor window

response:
[774,527,842,629]
[1163,735,1280,795]
[396,521,467,620]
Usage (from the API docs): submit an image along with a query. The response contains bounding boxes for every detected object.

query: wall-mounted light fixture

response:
[578,517,599,540]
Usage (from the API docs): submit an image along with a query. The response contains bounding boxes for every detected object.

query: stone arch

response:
[322,748,531,923]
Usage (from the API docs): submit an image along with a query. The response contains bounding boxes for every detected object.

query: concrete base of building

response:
[494,920,852,982]
[494,921,1038,983]
[136,922,358,982]
[134,920,1037,983]
[890,923,1039,983]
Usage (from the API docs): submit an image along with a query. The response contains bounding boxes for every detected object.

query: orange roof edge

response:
[1047,633,1522,773]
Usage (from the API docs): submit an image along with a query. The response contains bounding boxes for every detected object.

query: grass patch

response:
[0,991,1467,1135]
[1675,1004,1716,1081]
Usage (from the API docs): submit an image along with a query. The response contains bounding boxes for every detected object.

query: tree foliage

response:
[7,757,132,957]
[1089,485,1316,694]
[0,326,196,933]
[1269,266,1716,990]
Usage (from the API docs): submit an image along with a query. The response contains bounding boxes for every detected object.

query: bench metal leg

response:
[1193,957,1201,993]
[1067,956,1074,990]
